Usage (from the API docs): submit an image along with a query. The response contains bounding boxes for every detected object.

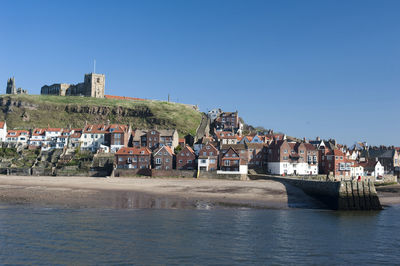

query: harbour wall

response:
[250,175,382,210]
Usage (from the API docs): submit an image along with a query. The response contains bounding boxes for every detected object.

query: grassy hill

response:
[0,94,202,136]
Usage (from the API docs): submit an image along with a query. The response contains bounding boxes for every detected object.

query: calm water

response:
[0,204,399,265]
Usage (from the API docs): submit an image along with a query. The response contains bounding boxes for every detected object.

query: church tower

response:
[6,77,16,94]
[84,73,105,98]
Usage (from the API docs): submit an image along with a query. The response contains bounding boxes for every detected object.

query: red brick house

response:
[115,147,151,169]
[153,146,174,170]
[220,147,241,172]
[132,129,179,151]
[247,143,267,168]
[176,145,196,170]
[198,143,219,171]
[107,124,131,152]
[266,140,318,175]
[215,111,242,134]
[321,148,351,178]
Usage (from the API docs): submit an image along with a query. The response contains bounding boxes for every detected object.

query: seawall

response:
[250,175,382,210]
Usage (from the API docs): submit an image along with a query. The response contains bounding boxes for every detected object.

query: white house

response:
[362,160,384,178]
[6,130,30,144]
[0,122,7,142]
[81,124,108,152]
[29,128,46,148]
[350,161,364,177]
[267,140,318,176]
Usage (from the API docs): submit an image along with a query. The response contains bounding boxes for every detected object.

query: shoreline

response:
[0,175,397,210]
[0,175,326,210]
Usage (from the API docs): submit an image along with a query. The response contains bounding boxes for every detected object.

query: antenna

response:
[94,59,96,73]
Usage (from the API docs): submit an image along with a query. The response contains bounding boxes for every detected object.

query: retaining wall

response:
[113,168,246,180]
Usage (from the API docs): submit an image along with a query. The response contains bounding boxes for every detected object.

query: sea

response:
[0,203,399,265]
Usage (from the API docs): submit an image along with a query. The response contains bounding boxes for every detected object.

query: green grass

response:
[0,148,18,158]
[0,94,202,136]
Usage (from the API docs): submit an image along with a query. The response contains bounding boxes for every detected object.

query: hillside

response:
[0,94,202,136]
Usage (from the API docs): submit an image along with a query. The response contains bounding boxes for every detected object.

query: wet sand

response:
[0,175,324,209]
[376,184,400,206]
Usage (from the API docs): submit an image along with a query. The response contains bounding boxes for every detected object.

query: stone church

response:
[41,73,105,98]
[6,77,27,95]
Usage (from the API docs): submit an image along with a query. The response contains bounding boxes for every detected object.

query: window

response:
[340,156,343,160]
[151,131,156,135]
[335,156,338,160]
[284,149,288,153]
[283,156,288,160]
[186,153,189,156]
[210,159,216,163]
[179,160,183,163]
[118,157,123,162]
[156,158,161,164]
[300,150,304,154]
[203,152,207,156]
[201,159,206,163]
[181,153,184,156]
[224,160,230,166]
[206,146,210,150]
[188,160,192,163]
[210,152,213,156]
[164,152,168,155]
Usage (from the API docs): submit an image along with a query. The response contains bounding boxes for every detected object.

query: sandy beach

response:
[375,184,400,206]
[0,175,326,209]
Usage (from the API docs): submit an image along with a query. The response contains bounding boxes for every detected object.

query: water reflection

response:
[0,205,399,265]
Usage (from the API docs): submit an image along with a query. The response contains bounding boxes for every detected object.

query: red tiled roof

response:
[185,145,195,154]
[155,145,175,156]
[0,122,5,129]
[46,128,62,132]
[32,128,46,136]
[7,130,29,138]
[70,132,82,138]
[116,147,151,155]
[83,124,109,134]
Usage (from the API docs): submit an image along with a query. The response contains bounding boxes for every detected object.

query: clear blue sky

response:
[1,0,399,146]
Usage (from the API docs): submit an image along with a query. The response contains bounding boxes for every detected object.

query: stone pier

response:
[250,175,382,210]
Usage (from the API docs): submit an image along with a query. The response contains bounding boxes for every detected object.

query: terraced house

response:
[115,147,151,169]
[267,140,318,175]
[132,129,179,151]
[198,143,219,171]
[6,130,30,144]
[176,145,196,170]
[153,146,174,170]
[0,122,7,142]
